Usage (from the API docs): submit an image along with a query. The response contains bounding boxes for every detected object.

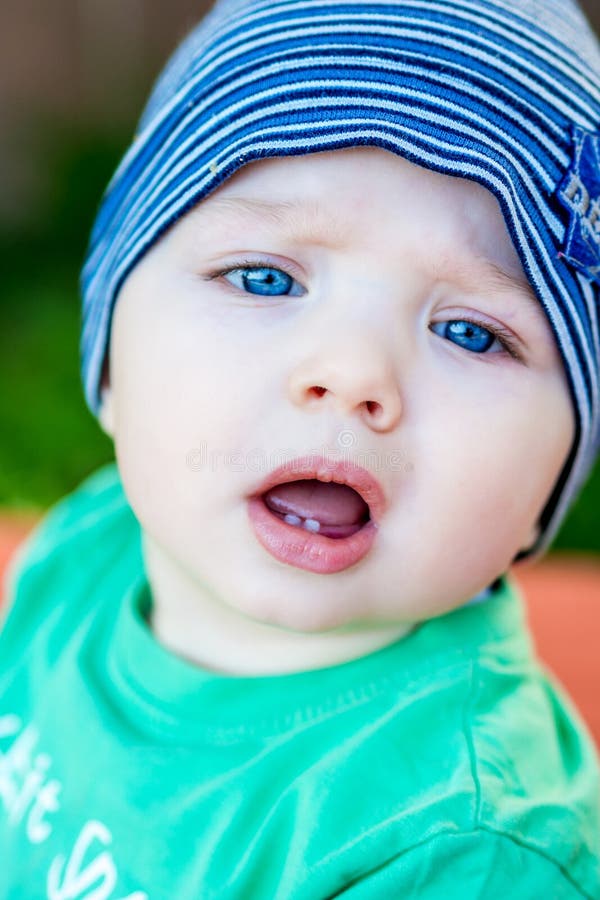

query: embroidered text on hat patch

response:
[558,126,600,283]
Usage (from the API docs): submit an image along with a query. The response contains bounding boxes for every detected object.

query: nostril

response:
[310,386,327,397]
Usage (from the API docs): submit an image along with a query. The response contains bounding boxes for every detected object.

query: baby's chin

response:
[215,597,419,675]
[238,601,412,636]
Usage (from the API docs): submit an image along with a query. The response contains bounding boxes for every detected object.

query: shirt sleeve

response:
[334,829,593,899]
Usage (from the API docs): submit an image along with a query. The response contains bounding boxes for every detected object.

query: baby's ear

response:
[97,357,115,438]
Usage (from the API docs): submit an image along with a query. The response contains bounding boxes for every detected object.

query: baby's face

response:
[100,147,574,632]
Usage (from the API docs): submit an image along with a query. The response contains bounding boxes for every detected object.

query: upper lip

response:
[249,454,388,525]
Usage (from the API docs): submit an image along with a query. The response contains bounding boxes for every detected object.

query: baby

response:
[1,0,600,896]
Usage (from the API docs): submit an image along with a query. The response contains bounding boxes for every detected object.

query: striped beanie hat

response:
[81,0,600,559]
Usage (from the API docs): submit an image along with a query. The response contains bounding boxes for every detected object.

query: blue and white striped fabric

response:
[81,0,600,559]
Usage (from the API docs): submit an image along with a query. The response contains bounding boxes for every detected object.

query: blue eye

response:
[223,265,303,297]
[431,319,504,354]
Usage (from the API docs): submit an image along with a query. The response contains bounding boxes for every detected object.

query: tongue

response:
[262,479,369,526]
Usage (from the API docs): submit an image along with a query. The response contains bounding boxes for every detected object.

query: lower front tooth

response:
[303,518,321,533]
[284,514,302,526]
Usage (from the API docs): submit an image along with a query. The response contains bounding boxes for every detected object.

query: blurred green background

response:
[0,1,599,555]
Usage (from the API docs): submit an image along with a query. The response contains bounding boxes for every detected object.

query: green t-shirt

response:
[0,463,598,899]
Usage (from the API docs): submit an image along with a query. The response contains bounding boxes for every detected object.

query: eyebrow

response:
[451,258,541,310]
[200,195,352,249]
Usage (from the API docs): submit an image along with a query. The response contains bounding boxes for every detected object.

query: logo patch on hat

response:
[557,126,600,283]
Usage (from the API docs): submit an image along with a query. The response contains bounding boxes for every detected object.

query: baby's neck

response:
[141,534,415,677]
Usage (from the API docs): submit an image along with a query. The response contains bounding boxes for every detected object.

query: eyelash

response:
[206,259,300,286]
[432,318,521,360]
[205,261,521,360]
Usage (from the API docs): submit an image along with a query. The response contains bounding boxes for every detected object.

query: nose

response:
[288,336,403,433]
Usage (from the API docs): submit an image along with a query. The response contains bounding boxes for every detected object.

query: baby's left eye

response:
[430,319,511,355]
[222,265,304,297]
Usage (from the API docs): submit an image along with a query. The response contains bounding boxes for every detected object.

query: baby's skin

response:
[97,146,574,676]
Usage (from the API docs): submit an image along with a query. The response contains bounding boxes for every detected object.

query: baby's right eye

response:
[222,265,304,297]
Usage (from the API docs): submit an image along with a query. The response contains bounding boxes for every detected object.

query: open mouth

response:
[261,478,371,539]
[246,455,385,573]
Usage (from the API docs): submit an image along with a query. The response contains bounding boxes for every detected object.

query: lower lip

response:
[247,495,378,574]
